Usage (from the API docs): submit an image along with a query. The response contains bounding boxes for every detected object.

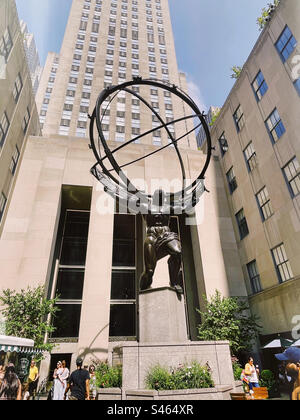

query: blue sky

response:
[16,0,268,110]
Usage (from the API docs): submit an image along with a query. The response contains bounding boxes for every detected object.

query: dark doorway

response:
[49,353,72,381]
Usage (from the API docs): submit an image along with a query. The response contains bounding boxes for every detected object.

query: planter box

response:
[126,386,234,401]
[97,388,122,400]
[96,382,244,401]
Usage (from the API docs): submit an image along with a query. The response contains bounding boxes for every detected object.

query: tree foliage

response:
[0,285,59,354]
[197,290,261,356]
[257,0,280,31]
[230,66,243,80]
[209,109,221,127]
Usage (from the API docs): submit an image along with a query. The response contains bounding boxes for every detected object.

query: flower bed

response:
[145,361,214,391]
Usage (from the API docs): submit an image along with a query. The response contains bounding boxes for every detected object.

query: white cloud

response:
[185,75,207,113]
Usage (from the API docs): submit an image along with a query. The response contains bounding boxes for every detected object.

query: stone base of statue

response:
[110,286,236,396]
[139,286,188,343]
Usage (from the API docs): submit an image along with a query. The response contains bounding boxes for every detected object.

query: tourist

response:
[53,360,69,400]
[276,347,300,400]
[244,357,260,392]
[26,360,39,400]
[89,365,97,400]
[0,364,22,400]
[0,365,5,385]
[64,357,90,401]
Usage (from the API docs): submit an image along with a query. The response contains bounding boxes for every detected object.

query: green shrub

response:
[260,369,275,389]
[146,362,214,391]
[145,365,176,391]
[94,361,122,388]
[260,369,278,398]
[232,361,243,381]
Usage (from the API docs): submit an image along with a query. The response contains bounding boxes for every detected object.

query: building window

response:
[0,111,10,147]
[132,127,140,136]
[266,109,285,143]
[110,214,136,338]
[22,107,31,133]
[63,103,73,112]
[294,79,300,95]
[10,145,20,175]
[52,210,91,339]
[77,121,87,129]
[66,89,76,97]
[48,187,92,342]
[12,73,23,103]
[247,260,262,294]
[233,105,245,132]
[79,20,87,31]
[226,167,237,194]
[0,193,7,222]
[116,125,125,133]
[283,157,300,198]
[0,27,13,62]
[243,142,257,171]
[235,209,249,240]
[132,113,140,120]
[218,133,228,157]
[272,243,293,283]
[60,119,70,127]
[80,105,89,114]
[256,186,273,221]
[275,25,297,62]
[252,70,268,101]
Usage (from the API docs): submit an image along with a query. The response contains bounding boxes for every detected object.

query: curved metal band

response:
[89,78,212,209]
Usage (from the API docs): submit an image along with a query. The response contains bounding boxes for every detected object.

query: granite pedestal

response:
[116,287,235,393]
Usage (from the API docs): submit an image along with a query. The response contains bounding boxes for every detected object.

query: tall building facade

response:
[19,20,43,96]
[0,0,40,237]
[209,0,300,364]
[196,106,221,149]
[0,0,246,377]
[36,0,194,147]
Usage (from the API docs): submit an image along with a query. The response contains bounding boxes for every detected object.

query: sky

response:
[15,0,268,111]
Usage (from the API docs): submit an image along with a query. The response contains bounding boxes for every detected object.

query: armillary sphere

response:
[89,77,212,214]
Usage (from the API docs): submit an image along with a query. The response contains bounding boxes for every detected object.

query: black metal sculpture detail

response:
[89,78,212,292]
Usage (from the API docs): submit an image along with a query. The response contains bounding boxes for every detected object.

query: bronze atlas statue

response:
[89,78,212,293]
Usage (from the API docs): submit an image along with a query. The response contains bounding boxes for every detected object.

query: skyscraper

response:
[0,0,40,236]
[37,0,194,148]
[19,20,43,96]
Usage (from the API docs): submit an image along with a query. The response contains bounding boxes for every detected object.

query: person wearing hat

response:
[64,357,90,401]
[275,347,300,400]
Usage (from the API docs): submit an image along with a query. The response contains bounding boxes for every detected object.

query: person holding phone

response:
[245,357,260,392]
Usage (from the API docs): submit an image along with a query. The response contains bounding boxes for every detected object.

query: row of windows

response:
[0,26,13,63]
[0,140,20,223]
[220,25,299,294]
[247,242,294,295]
[227,152,300,215]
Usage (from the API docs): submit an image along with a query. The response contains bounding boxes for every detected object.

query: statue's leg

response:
[140,239,157,291]
[166,240,183,290]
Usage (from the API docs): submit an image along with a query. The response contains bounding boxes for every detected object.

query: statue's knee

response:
[169,247,181,259]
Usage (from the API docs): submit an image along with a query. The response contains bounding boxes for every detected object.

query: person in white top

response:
[53,360,69,400]
[245,357,260,392]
